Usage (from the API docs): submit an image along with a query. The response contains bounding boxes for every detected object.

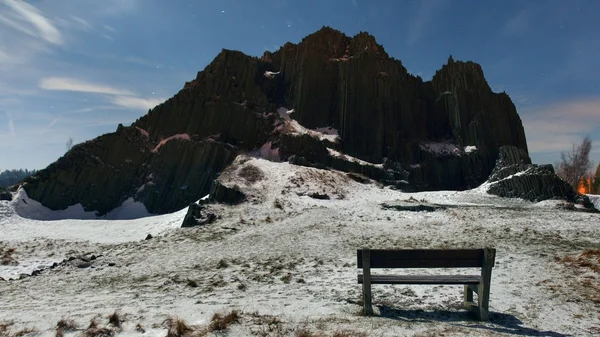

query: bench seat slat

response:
[358,274,481,285]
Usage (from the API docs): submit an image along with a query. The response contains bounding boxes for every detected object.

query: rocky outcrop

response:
[0,188,11,201]
[22,26,529,215]
[209,180,246,204]
[181,202,217,227]
[486,146,577,202]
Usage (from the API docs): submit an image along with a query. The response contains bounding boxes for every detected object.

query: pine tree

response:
[593,163,600,194]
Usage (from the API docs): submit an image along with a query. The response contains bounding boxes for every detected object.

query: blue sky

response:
[1,0,599,171]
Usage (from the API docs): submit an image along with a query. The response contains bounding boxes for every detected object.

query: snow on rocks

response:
[135,126,149,138]
[263,70,280,78]
[1,158,599,336]
[327,148,383,168]
[276,107,340,143]
[420,142,479,156]
[11,187,153,221]
[151,133,191,153]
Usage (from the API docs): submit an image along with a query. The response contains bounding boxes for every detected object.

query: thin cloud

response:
[111,96,165,110]
[103,24,116,32]
[39,77,133,95]
[0,0,63,45]
[522,98,600,154]
[501,9,530,36]
[406,0,446,47]
[70,15,92,31]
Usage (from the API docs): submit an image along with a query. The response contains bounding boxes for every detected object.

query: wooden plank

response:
[357,274,481,285]
[357,249,484,268]
[361,248,373,316]
[477,247,495,321]
[467,283,479,294]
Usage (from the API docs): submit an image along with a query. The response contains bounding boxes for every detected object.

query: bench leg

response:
[463,284,473,307]
[477,247,494,321]
[362,249,374,316]
[362,279,373,316]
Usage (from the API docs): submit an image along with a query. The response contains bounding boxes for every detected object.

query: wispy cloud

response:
[111,96,165,110]
[501,9,530,36]
[39,77,133,95]
[522,98,600,154]
[406,0,446,47]
[38,77,164,111]
[102,24,116,32]
[0,0,63,45]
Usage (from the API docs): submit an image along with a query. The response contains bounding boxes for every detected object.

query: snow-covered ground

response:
[1,157,599,336]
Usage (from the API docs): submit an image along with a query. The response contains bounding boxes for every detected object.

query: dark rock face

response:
[0,188,11,201]
[209,180,245,204]
[181,202,217,227]
[22,26,529,215]
[487,146,577,202]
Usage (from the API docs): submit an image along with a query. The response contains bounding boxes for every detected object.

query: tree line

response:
[0,169,37,188]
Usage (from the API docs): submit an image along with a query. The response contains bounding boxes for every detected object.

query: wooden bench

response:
[357,247,495,321]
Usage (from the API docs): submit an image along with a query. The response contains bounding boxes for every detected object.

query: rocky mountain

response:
[22,27,530,215]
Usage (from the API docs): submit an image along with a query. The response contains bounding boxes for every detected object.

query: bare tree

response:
[66,137,73,151]
[555,136,593,189]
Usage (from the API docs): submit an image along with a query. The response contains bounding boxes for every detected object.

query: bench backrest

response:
[357,248,495,269]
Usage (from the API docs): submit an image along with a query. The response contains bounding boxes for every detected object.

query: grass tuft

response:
[163,317,192,337]
[107,311,121,329]
[208,310,240,332]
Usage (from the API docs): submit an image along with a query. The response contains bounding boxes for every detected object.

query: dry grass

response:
[238,164,265,184]
[56,317,78,337]
[83,327,114,337]
[558,249,600,303]
[208,310,240,332]
[0,323,38,337]
[163,317,193,337]
[107,311,121,329]
[294,329,367,337]
[1,248,17,266]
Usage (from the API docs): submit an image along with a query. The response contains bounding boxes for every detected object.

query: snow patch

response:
[264,71,280,78]
[420,142,461,156]
[276,107,340,143]
[327,148,383,168]
[151,133,191,153]
[464,145,477,153]
[251,141,280,161]
[12,188,153,221]
[587,194,600,211]
[135,126,149,138]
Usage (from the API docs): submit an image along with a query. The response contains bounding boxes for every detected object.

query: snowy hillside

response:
[1,156,599,336]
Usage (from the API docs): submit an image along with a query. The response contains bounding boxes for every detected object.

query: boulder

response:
[209,180,245,204]
[0,188,11,201]
[181,202,217,228]
[486,146,577,202]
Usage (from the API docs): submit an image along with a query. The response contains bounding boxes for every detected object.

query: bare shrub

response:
[209,310,240,332]
[555,136,593,189]
[238,164,265,183]
[163,317,192,337]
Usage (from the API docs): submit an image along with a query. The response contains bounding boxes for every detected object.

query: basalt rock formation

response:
[486,146,592,205]
[23,26,529,215]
